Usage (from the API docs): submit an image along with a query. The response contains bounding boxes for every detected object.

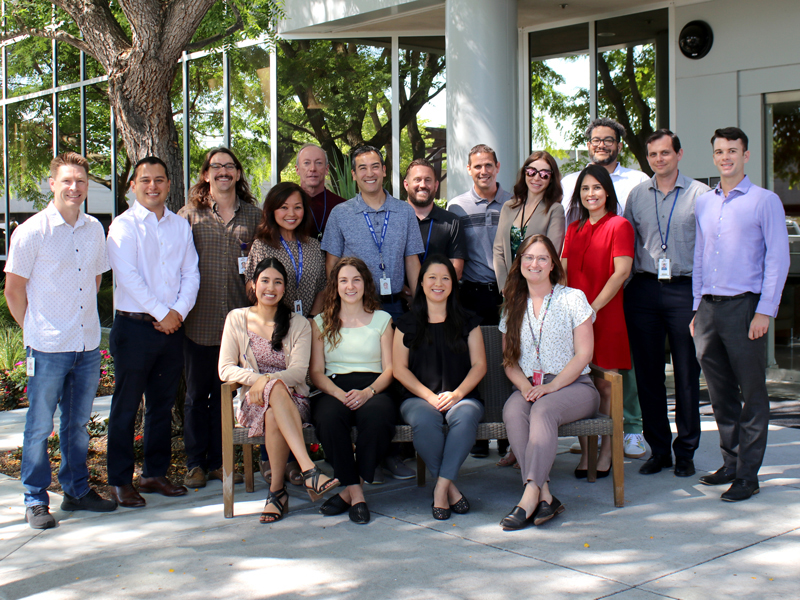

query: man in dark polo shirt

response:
[404,158,466,277]
[296,144,347,240]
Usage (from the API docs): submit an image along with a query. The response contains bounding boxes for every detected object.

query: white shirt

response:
[561,162,650,226]
[107,200,199,321]
[4,202,109,352]
[499,285,594,377]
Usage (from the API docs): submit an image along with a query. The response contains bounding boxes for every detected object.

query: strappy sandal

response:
[496,449,517,467]
[302,466,340,501]
[285,462,304,487]
[260,487,288,524]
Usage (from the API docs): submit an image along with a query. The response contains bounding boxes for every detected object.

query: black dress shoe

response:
[319,494,350,516]
[639,454,673,475]
[699,466,736,486]
[674,458,696,477]
[533,497,565,526]
[500,505,536,531]
[721,479,759,502]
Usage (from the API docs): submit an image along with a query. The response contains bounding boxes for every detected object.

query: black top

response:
[395,310,482,402]
[417,204,467,263]
[309,188,347,240]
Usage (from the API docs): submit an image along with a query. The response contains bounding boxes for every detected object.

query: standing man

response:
[404,158,466,278]
[106,157,200,507]
[691,127,789,501]
[296,144,347,240]
[447,144,510,326]
[560,118,650,459]
[624,130,710,477]
[178,147,260,489]
[322,145,424,322]
[4,153,117,529]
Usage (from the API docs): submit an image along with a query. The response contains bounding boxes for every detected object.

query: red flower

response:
[309,443,320,453]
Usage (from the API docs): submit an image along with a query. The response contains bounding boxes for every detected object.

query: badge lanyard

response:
[279,235,303,287]
[526,289,553,368]
[420,218,434,263]
[311,190,326,239]
[516,198,538,236]
[654,188,680,253]
[364,210,391,275]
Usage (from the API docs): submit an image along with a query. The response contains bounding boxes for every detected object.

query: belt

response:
[637,272,692,283]
[461,280,497,292]
[379,293,401,304]
[702,292,752,302]
[115,310,156,322]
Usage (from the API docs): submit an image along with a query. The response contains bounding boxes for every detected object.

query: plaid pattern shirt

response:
[178,198,262,346]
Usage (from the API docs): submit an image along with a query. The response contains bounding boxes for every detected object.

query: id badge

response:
[379,277,392,296]
[658,258,671,280]
[530,369,543,386]
[237,256,248,275]
[27,356,35,377]
[293,299,303,314]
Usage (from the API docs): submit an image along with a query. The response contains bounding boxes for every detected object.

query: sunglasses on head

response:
[524,167,552,180]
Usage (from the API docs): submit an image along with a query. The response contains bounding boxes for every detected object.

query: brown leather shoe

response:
[207,467,244,484]
[111,484,146,508]
[137,476,188,497]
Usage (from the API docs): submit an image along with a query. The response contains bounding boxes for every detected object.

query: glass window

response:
[6,37,54,98]
[187,52,225,174]
[7,98,53,213]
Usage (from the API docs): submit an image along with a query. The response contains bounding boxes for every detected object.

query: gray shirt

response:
[447,184,511,283]
[322,191,425,295]
[623,172,710,277]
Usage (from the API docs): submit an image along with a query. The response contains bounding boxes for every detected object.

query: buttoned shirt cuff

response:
[755,300,779,319]
[152,304,170,322]
[171,300,194,321]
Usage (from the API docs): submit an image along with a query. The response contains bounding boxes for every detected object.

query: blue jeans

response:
[22,347,101,507]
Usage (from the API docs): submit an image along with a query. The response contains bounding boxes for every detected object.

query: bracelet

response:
[369,386,377,396]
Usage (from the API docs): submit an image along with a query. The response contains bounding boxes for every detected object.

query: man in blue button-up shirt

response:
[691,127,789,502]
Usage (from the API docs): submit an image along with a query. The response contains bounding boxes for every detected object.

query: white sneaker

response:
[624,433,646,458]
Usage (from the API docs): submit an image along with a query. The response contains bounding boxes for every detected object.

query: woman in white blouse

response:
[498,234,600,531]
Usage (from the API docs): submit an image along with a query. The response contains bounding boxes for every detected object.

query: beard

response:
[408,192,434,208]
[590,147,619,167]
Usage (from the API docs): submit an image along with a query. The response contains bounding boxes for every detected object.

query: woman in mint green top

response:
[310,257,396,524]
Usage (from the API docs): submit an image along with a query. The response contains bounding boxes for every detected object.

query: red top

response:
[562,213,634,369]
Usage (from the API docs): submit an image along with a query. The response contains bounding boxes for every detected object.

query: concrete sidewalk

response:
[0,399,798,599]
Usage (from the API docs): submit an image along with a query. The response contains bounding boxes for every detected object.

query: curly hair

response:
[509,150,562,210]
[318,257,382,349]
[188,147,256,208]
[501,234,566,367]
[253,181,312,248]
[251,257,292,351]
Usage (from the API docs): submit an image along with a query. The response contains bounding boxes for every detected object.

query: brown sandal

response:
[497,449,517,467]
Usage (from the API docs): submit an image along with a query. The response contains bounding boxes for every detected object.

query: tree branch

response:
[184,2,244,52]
[0,22,96,60]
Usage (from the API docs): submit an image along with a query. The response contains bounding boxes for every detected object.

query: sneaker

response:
[61,489,117,512]
[207,467,244,484]
[382,456,416,480]
[624,433,647,458]
[367,466,385,485]
[26,505,56,529]
[184,466,207,488]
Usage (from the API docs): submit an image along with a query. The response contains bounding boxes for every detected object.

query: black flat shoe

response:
[721,479,759,502]
[596,466,611,478]
[319,494,350,516]
[533,497,565,526]
[574,468,588,479]
[349,502,370,524]
[500,505,536,531]
[450,495,470,514]
[674,458,696,477]
[432,502,451,520]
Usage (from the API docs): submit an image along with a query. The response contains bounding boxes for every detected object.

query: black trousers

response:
[311,372,397,486]
[693,293,769,482]
[624,275,701,460]
[460,280,502,326]
[183,337,223,472]
[107,316,185,486]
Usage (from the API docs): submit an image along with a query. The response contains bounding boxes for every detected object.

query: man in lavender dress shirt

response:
[690,127,789,502]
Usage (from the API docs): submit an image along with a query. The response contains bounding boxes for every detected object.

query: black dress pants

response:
[693,293,769,482]
[107,315,185,486]
[311,372,397,486]
[183,337,223,472]
[625,274,701,460]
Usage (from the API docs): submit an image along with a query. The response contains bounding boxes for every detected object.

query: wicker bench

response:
[221,325,624,517]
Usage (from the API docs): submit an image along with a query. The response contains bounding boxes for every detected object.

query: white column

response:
[445,0,519,199]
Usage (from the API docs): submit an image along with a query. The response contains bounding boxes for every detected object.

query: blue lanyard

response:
[420,218,434,263]
[363,210,390,272]
[279,236,303,287]
[654,187,680,252]
[310,190,326,237]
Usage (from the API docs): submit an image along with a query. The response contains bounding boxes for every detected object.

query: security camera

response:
[679,21,713,59]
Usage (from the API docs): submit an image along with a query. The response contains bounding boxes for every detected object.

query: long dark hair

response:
[569,164,619,231]
[188,147,256,208]
[501,235,566,367]
[510,151,562,210]
[252,257,292,351]
[319,257,382,349]
[408,255,470,353]
[254,182,312,248]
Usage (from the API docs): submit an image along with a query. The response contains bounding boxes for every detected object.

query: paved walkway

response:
[0,396,798,599]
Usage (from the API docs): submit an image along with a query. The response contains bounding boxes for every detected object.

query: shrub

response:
[0,362,27,410]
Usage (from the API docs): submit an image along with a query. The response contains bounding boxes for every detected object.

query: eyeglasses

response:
[589,137,618,147]
[209,162,237,171]
[520,254,551,265]
[524,167,552,180]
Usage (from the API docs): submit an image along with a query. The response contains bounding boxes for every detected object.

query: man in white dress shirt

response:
[106,157,199,508]
[4,152,117,529]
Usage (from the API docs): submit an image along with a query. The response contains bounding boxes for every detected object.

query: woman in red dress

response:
[561,164,634,478]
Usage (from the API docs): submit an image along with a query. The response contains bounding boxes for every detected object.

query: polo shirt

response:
[416,204,466,263]
[447,184,511,284]
[561,162,650,226]
[321,191,425,295]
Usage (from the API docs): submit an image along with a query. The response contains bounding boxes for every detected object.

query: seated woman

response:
[393,255,486,520]
[499,235,600,531]
[310,257,396,525]
[219,258,339,523]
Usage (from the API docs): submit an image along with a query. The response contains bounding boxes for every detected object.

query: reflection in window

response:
[188,52,225,174]
[6,37,53,98]
[7,98,53,210]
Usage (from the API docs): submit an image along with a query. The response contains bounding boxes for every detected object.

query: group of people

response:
[5,115,789,532]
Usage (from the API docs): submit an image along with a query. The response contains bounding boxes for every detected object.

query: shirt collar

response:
[352,190,392,213]
[647,171,691,193]
[211,196,242,215]
[44,201,86,229]
[131,199,174,222]
[418,204,445,222]
[714,175,752,197]
[469,183,504,205]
